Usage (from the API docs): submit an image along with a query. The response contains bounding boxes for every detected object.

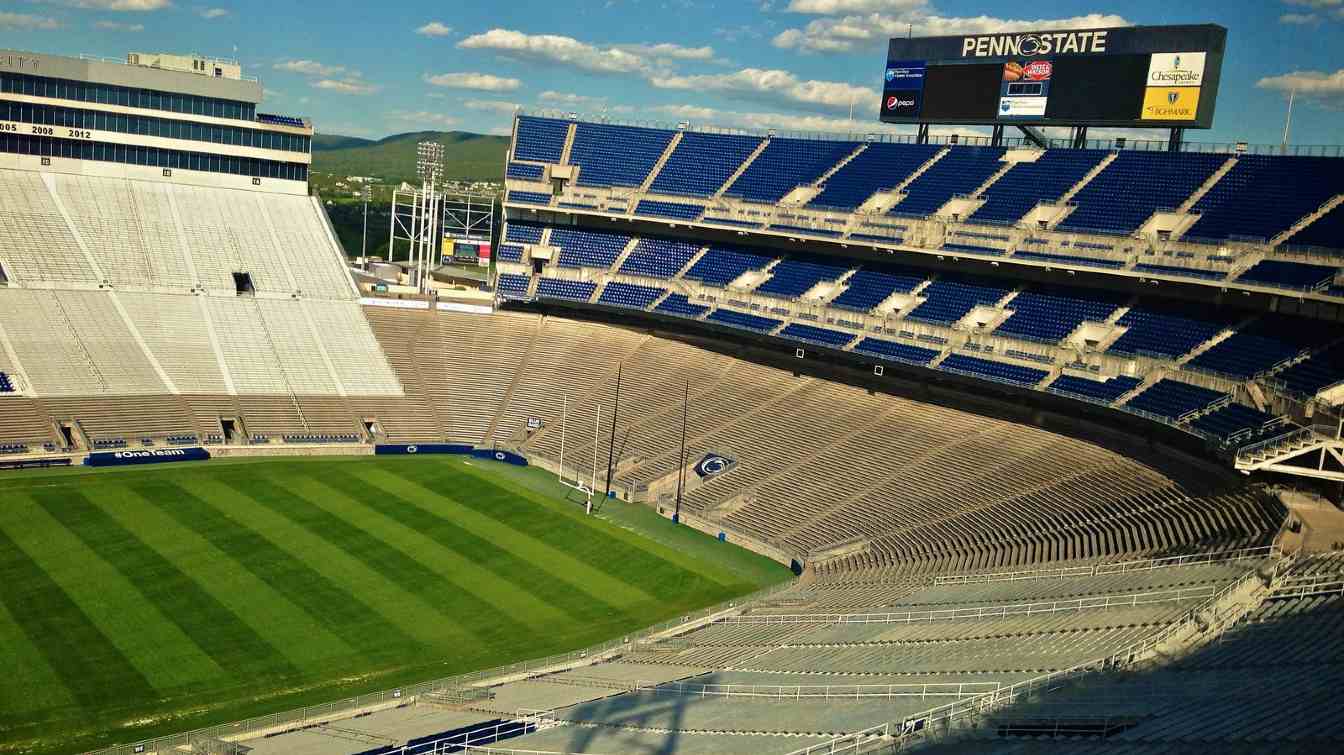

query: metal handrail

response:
[933,545,1278,585]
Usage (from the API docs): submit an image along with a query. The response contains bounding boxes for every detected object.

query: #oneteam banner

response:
[693,453,735,479]
[84,447,210,467]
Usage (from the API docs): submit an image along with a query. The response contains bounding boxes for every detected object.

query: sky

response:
[1,0,1342,147]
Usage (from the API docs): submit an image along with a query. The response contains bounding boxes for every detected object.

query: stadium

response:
[0,13,1343,755]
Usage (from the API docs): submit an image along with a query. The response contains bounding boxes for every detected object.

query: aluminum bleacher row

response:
[506,116,1344,298]
[496,217,1340,448]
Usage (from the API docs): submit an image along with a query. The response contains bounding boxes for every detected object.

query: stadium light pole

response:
[360,183,370,271]
[416,141,445,294]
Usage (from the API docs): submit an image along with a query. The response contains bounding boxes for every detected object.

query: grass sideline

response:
[0,455,790,754]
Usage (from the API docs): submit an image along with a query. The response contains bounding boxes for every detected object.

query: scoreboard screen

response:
[880,24,1225,128]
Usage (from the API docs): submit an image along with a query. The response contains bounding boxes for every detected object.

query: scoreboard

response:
[880,24,1226,129]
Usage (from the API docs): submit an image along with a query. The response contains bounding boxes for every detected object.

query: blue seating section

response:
[940,353,1048,386]
[683,245,773,286]
[655,293,709,318]
[598,282,665,310]
[707,308,782,333]
[569,122,674,188]
[755,257,849,298]
[907,277,1012,324]
[507,190,550,205]
[549,228,631,268]
[496,273,530,299]
[635,199,703,220]
[942,243,1003,256]
[93,438,129,450]
[619,238,702,278]
[1057,151,1226,235]
[256,113,304,128]
[283,434,360,444]
[1132,263,1226,281]
[995,288,1122,343]
[809,142,942,210]
[1235,260,1336,291]
[725,138,857,203]
[513,116,569,162]
[536,278,596,302]
[891,147,1006,218]
[166,434,199,445]
[1015,251,1124,269]
[831,267,927,312]
[972,150,1109,224]
[1275,343,1344,397]
[649,132,763,197]
[0,371,13,393]
[1189,403,1281,444]
[854,338,939,365]
[506,162,545,181]
[1186,155,1344,243]
[779,323,855,348]
[1187,316,1333,378]
[1108,307,1225,359]
[1290,201,1344,250]
[1127,379,1226,420]
[0,442,28,455]
[1047,374,1142,403]
[497,244,524,262]
[504,223,544,244]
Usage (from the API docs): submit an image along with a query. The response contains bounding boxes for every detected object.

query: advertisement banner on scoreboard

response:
[1141,86,1201,121]
[997,60,1051,118]
[1146,52,1206,87]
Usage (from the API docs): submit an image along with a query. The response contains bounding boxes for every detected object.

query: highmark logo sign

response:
[1142,86,1201,121]
[961,31,1109,58]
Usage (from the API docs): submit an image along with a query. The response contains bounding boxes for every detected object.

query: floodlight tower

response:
[360,183,371,271]
[415,141,445,293]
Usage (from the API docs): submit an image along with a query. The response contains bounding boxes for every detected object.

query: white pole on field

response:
[588,404,600,513]
[559,394,567,486]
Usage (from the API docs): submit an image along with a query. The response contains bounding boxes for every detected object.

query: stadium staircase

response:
[713,139,772,199]
[1274,193,1344,247]
[1177,156,1240,213]
[639,131,685,193]
[1235,424,1344,481]
[558,121,578,166]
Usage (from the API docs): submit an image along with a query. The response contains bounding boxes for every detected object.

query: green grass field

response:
[0,455,789,754]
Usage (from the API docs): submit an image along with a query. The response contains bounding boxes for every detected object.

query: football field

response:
[0,455,788,754]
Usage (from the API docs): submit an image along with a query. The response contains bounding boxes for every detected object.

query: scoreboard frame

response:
[879,24,1226,130]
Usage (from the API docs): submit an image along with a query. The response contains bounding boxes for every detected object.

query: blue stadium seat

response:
[507,190,551,205]
[1189,403,1282,445]
[654,293,709,318]
[1290,201,1344,250]
[506,162,545,181]
[724,138,857,204]
[779,323,855,349]
[994,287,1124,344]
[1186,315,1335,379]
[598,282,665,310]
[569,123,675,188]
[755,257,849,299]
[619,237,702,278]
[504,223,545,245]
[1275,343,1344,397]
[1015,251,1125,269]
[809,142,942,211]
[1047,374,1142,403]
[536,278,596,302]
[1108,305,1226,359]
[1235,260,1337,292]
[683,245,773,287]
[890,147,1006,218]
[1126,379,1227,421]
[853,337,939,365]
[649,132,763,197]
[906,276,1012,325]
[1186,155,1344,244]
[635,200,703,220]
[549,227,631,269]
[1057,151,1226,235]
[496,273,531,299]
[514,116,569,162]
[831,266,928,312]
[940,354,1047,386]
[971,150,1109,225]
[0,371,14,393]
[706,308,782,333]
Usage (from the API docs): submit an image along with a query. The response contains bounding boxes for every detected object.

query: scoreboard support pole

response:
[1168,128,1185,153]
[916,124,930,144]
[1071,127,1089,150]
[990,125,1004,147]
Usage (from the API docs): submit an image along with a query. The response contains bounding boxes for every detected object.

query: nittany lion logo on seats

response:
[694,454,734,478]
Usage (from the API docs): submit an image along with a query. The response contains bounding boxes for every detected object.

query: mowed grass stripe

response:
[105,487,357,669]
[1,498,225,692]
[33,490,302,683]
[360,466,658,605]
[0,598,78,722]
[388,461,740,594]
[313,469,634,627]
[238,473,537,646]
[0,523,156,709]
[137,479,426,662]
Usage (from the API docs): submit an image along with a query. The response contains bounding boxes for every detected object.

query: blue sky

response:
[2,0,1342,146]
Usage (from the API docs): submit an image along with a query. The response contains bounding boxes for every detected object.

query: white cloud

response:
[458,28,652,75]
[615,42,716,61]
[538,90,607,107]
[1284,0,1340,7]
[313,78,380,95]
[1280,12,1320,23]
[423,72,522,92]
[463,99,522,114]
[1257,69,1344,108]
[649,104,888,134]
[39,0,169,9]
[199,7,228,19]
[0,12,61,30]
[274,59,346,77]
[416,21,452,36]
[649,67,877,112]
[95,19,144,30]
[774,11,1131,53]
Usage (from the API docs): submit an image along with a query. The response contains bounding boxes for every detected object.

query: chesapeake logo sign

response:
[962,30,1109,58]
[1147,52,1206,87]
